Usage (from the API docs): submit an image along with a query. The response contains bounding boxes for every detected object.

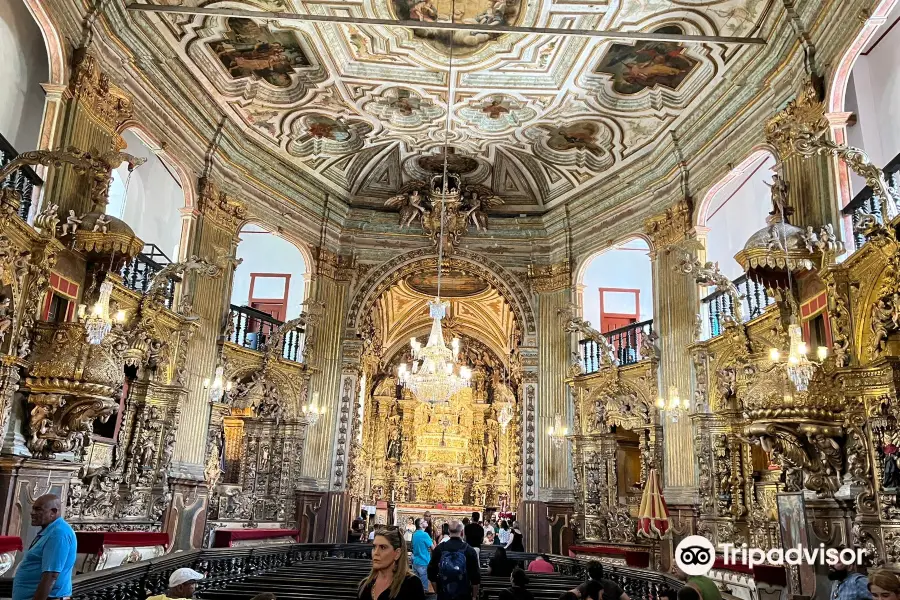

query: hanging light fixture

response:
[498,403,514,431]
[396,29,473,405]
[203,365,233,404]
[301,391,325,425]
[768,319,826,392]
[547,412,569,448]
[656,385,686,422]
[81,280,126,345]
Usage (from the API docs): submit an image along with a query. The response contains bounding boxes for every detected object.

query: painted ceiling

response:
[150,0,772,214]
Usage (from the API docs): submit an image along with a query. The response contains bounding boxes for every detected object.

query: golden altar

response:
[394,504,484,535]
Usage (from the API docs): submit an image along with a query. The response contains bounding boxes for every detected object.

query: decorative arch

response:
[236,218,315,276]
[347,248,536,339]
[574,233,655,289]
[20,0,66,86]
[117,121,196,210]
[695,146,779,228]
[223,361,306,421]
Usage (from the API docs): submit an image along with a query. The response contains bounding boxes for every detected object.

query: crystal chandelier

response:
[81,280,125,345]
[769,320,826,392]
[203,366,233,404]
[656,385,686,422]
[301,391,325,426]
[547,412,569,449]
[398,299,472,404]
[498,403,514,432]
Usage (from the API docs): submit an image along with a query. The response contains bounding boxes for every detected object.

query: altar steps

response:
[197,555,584,600]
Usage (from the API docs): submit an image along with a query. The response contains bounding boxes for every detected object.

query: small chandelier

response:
[81,280,125,345]
[547,412,569,449]
[656,385,686,422]
[301,391,325,425]
[203,366,232,404]
[769,320,826,392]
[398,299,472,404]
[498,403,514,432]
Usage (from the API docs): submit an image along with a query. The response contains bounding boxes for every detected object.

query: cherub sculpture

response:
[463,187,504,231]
[385,189,428,228]
[93,214,111,233]
[60,210,83,236]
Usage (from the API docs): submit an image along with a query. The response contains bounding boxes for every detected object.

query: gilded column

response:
[302,249,354,484]
[529,262,573,500]
[644,200,699,504]
[171,178,245,477]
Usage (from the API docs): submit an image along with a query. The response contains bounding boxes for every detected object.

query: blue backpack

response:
[437,547,470,599]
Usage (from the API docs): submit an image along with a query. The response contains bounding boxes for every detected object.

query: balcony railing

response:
[579,319,654,374]
[226,304,305,363]
[842,151,900,249]
[0,133,43,221]
[120,244,178,309]
[701,273,774,338]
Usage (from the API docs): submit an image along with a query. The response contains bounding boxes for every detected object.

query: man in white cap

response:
[147,567,205,599]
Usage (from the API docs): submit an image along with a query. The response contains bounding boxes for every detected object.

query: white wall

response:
[0,0,48,151]
[580,238,653,331]
[704,154,775,281]
[231,224,307,320]
[107,130,185,260]
[845,15,900,196]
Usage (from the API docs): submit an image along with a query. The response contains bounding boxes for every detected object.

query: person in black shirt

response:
[499,568,534,600]
[488,547,516,578]
[358,527,425,600]
[427,520,480,600]
[463,512,485,559]
[575,562,629,600]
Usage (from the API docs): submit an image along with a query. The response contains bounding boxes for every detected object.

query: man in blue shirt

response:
[13,494,77,600]
[412,517,435,596]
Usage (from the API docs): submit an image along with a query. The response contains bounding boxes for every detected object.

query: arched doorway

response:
[0,0,49,152]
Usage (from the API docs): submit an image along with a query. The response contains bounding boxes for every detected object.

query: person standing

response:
[412,519,435,595]
[13,494,77,600]
[427,520,480,600]
[358,527,425,600]
[146,568,205,599]
[505,521,524,552]
[463,512,485,560]
[828,549,871,600]
[497,520,511,546]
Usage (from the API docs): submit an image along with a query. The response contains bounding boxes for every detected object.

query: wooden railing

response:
[700,274,773,338]
[579,319,654,374]
[120,244,178,309]
[842,151,900,248]
[0,133,43,221]
[0,543,683,600]
[226,304,305,363]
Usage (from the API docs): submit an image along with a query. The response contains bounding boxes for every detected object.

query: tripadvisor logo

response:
[675,536,865,575]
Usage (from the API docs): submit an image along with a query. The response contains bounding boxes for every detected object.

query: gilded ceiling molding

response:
[197,177,247,234]
[69,50,134,134]
[643,198,693,251]
[346,249,535,337]
[316,247,360,282]
[527,260,570,293]
[764,81,828,159]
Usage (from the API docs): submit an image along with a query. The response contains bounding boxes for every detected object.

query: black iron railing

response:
[0,543,683,600]
[842,151,900,249]
[579,319,654,374]
[120,244,178,308]
[701,274,774,338]
[226,304,305,363]
[0,133,43,221]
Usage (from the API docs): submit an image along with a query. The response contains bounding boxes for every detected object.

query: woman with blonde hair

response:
[358,526,425,600]
[869,570,900,600]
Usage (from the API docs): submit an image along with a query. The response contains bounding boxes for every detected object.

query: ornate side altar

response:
[394,504,484,534]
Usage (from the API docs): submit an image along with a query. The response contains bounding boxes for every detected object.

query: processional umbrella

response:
[637,468,669,538]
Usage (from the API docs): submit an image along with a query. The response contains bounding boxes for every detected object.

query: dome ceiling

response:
[143,0,772,214]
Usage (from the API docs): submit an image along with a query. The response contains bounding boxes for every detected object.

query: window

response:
[248,273,291,321]
[598,287,640,333]
[46,294,70,323]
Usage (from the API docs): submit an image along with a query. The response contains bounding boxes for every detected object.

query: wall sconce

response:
[301,391,325,426]
[547,412,569,449]
[203,366,232,404]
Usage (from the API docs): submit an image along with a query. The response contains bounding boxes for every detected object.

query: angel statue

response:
[463,188,504,231]
[385,189,427,228]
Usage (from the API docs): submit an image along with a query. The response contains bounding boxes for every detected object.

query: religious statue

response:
[34,203,60,234]
[463,190,504,231]
[0,296,12,347]
[385,189,427,227]
[884,443,900,489]
[60,210,82,236]
[386,416,402,461]
[259,444,271,473]
[93,214,111,233]
[766,174,790,217]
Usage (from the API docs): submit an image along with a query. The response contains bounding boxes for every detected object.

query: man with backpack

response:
[427,520,480,600]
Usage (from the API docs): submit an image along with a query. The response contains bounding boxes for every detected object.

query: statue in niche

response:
[386,416,402,461]
[884,442,900,489]
[0,295,12,347]
[259,444,271,473]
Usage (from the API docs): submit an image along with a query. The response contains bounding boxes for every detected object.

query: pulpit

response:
[74,532,169,573]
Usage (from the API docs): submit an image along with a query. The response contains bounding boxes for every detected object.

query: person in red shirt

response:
[527,554,556,573]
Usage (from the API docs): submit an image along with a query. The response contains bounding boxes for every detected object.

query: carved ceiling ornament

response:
[69,50,133,132]
[197,178,247,234]
[644,198,693,251]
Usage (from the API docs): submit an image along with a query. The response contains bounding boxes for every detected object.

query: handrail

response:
[226,304,305,363]
[0,543,683,600]
[842,151,900,248]
[579,319,654,374]
[0,132,43,221]
[700,273,773,339]
[120,244,180,308]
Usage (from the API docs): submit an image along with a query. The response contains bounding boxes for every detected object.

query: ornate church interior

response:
[1,0,900,598]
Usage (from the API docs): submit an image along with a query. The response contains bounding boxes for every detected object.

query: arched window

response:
[578,237,653,369]
[108,129,185,262]
[0,0,48,152]
[228,224,309,361]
